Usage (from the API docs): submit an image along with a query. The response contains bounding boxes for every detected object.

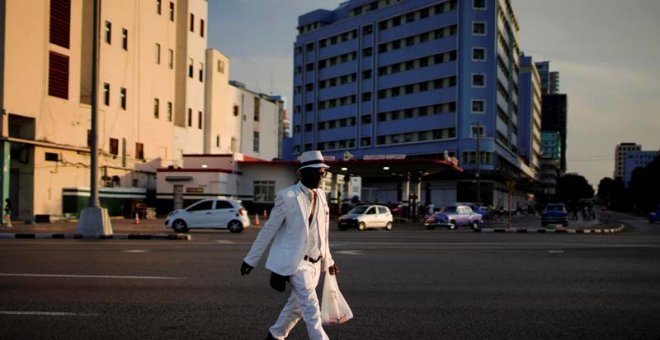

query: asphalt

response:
[0,213,624,240]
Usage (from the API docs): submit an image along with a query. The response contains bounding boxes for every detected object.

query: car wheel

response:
[385,222,393,231]
[472,221,479,230]
[228,220,244,233]
[449,221,457,230]
[358,222,366,231]
[172,219,188,233]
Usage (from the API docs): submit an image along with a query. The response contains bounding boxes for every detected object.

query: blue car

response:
[541,203,568,227]
[650,209,660,224]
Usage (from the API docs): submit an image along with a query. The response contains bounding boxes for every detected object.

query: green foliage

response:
[597,154,660,213]
[556,173,594,205]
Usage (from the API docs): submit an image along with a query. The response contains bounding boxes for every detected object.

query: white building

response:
[0,0,209,220]
[614,142,641,179]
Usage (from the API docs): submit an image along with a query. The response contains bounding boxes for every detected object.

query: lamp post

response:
[76,0,113,236]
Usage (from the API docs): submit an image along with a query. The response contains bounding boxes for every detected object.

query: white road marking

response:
[123,249,149,253]
[0,311,99,317]
[548,250,565,254]
[216,240,235,244]
[0,273,182,280]
[336,250,364,255]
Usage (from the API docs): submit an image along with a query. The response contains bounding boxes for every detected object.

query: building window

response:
[48,52,69,99]
[103,83,110,105]
[168,49,174,69]
[200,19,205,37]
[472,100,485,113]
[216,135,220,148]
[49,0,71,48]
[120,88,127,110]
[167,102,173,122]
[122,28,128,50]
[253,131,260,153]
[233,105,239,117]
[156,0,161,14]
[217,60,225,73]
[472,48,486,61]
[199,62,203,82]
[190,13,195,32]
[253,180,275,203]
[155,43,161,64]
[169,1,175,21]
[109,138,119,156]
[472,74,486,87]
[187,108,192,126]
[154,98,160,118]
[473,0,486,10]
[473,22,486,35]
[104,21,112,44]
[198,111,203,129]
[254,97,260,121]
[136,142,144,160]
[188,58,193,77]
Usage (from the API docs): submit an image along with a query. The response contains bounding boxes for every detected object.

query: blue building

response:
[624,150,660,186]
[290,0,536,207]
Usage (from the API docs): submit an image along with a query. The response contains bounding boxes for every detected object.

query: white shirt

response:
[300,184,322,260]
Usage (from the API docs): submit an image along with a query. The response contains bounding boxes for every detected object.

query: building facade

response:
[0,0,216,220]
[614,142,641,180]
[540,93,567,172]
[290,0,536,207]
[623,150,659,186]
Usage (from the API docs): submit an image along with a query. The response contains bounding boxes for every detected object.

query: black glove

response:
[328,264,339,276]
[240,261,254,276]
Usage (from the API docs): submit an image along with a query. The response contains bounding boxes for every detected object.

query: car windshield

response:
[545,204,564,211]
[349,206,369,214]
[444,206,457,213]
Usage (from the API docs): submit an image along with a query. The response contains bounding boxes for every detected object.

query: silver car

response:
[165,198,250,233]
[338,204,393,231]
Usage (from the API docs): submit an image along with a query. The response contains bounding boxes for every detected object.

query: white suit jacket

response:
[244,182,334,276]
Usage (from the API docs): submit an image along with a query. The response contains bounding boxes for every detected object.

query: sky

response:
[207,0,660,188]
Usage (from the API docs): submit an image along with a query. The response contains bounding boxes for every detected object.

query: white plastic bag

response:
[321,273,353,325]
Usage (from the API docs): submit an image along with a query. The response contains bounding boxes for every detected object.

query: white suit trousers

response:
[269,260,328,340]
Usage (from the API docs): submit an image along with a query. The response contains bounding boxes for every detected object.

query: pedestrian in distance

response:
[3,198,12,227]
[240,150,339,340]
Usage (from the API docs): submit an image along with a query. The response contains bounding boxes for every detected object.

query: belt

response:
[303,255,322,263]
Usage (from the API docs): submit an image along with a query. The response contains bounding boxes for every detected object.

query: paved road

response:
[1,213,659,339]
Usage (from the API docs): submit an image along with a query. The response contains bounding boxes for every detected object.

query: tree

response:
[556,173,594,206]
[597,177,627,210]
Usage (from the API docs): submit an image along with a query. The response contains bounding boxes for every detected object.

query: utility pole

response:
[76,0,113,236]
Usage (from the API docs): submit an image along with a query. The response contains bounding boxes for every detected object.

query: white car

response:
[338,204,393,231]
[165,198,250,233]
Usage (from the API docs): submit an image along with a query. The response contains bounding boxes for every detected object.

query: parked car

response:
[650,208,660,224]
[541,203,568,227]
[424,204,483,230]
[338,204,393,231]
[456,202,490,220]
[165,198,250,233]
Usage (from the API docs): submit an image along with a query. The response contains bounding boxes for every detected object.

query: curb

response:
[0,233,191,240]
[474,225,625,234]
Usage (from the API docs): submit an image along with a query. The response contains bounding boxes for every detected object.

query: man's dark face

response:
[299,167,327,189]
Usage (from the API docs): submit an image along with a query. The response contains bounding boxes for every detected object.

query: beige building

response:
[205,49,285,160]
[614,142,641,179]
[1,0,209,220]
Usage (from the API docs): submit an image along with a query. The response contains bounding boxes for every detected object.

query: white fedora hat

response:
[298,150,330,171]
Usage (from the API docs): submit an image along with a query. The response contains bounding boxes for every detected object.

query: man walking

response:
[241,150,338,340]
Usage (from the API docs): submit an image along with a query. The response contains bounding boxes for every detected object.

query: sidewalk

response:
[0,217,189,240]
